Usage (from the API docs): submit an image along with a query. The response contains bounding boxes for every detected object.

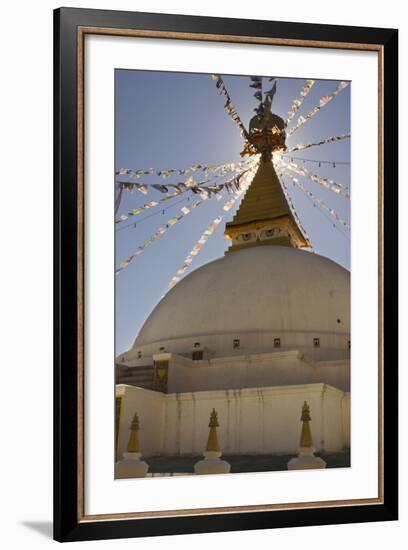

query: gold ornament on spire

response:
[225,85,309,252]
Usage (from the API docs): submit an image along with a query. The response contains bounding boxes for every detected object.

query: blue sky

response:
[115,70,350,354]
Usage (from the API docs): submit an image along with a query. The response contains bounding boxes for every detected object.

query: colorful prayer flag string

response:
[280,169,350,231]
[167,216,224,289]
[285,80,315,125]
[114,159,256,211]
[115,198,208,274]
[211,74,250,140]
[287,81,350,136]
[115,168,253,224]
[274,158,350,199]
[276,172,312,248]
[165,163,258,289]
[115,158,254,181]
[284,133,351,154]
[277,156,350,167]
[250,75,263,105]
[116,158,258,275]
[116,199,161,223]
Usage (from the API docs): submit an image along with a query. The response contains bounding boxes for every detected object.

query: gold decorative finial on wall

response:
[194,408,231,474]
[206,408,220,452]
[287,400,326,470]
[126,412,140,453]
[116,411,149,479]
[299,401,313,448]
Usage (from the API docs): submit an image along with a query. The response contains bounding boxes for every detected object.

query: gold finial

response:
[299,401,313,448]
[209,408,219,428]
[126,412,140,453]
[301,401,311,422]
[206,408,220,452]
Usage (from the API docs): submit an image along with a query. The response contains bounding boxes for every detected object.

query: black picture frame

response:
[54,7,398,542]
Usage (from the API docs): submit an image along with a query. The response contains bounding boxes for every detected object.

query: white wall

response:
[117,383,349,456]
[164,383,349,454]
[1,1,406,549]
[117,385,165,458]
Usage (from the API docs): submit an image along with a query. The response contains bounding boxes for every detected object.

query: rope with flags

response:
[115,158,256,216]
[250,76,277,111]
[116,194,194,233]
[283,133,350,153]
[115,159,251,179]
[116,160,252,192]
[115,197,209,274]
[287,81,349,136]
[280,169,350,231]
[277,172,312,248]
[211,74,250,140]
[167,216,224,289]
[279,155,350,167]
[285,79,315,125]
[165,162,258,289]
[115,170,252,224]
[115,161,258,275]
[250,75,263,106]
[274,157,350,199]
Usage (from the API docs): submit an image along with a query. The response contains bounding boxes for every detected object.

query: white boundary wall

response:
[116,383,350,458]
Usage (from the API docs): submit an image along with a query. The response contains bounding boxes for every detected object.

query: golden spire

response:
[225,100,308,252]
[206,408,220,452]
[126,412,140,453]
[224,159,308,251]
[299,401,313,448]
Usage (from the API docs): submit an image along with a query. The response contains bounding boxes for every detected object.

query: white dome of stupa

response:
[132,246,350,360]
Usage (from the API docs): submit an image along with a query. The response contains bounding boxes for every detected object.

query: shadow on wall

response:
[21,521,53,539]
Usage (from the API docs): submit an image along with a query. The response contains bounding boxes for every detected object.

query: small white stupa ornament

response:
[287,401,327,470]
[116,412,149,479]
[194,409,231,475]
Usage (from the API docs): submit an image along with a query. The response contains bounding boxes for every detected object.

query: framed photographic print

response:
[54,7,398,542]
